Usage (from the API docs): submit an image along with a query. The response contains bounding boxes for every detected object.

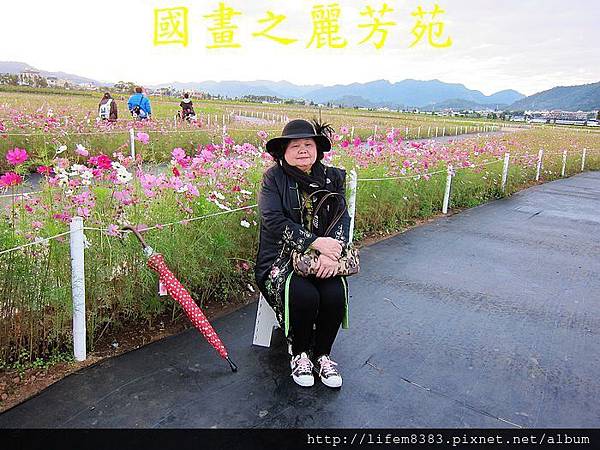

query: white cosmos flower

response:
[214,200,231,211]
[240,220,250,228]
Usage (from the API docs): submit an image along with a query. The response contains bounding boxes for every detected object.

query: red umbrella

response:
[123,226,237,372]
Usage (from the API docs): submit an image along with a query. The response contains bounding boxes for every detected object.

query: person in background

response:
[179,93,196,121]
[98,92,118,122]
[127,87,152,120]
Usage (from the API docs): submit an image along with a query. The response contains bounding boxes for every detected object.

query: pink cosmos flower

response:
[76,207,91,218]
[0,172,23,187]
[114,190,133,205]
[31,221,43,230]
[52,212,71,223]
[136,132,150,144]
[75,144,89,157]
[172,147,186,161]
[6,147,28,165]
[106,224,120,237]
[257,130,268,140]
[186,184,200,197]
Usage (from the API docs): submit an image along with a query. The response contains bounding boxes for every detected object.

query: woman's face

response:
[284,138,317,172]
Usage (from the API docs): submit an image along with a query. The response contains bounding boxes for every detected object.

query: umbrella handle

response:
[122,225,154,257]
[226,356,238,372]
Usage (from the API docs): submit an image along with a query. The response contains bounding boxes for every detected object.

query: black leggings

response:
[288,274,346,357]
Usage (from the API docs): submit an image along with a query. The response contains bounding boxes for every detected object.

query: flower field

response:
[0,91,599,367]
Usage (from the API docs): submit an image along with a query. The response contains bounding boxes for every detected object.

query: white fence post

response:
[501,152,511,192]
[417,126,421,138]
[442,165,453,214]
[442,127,446,136]
[70,217,87,362]
[129,128,135,159]
[427,126,431,137]
[350,126,355,141]
[561,150,567,177]
[581,148,587,172]
[374,124,378,136]
[536,149,544,181]
[348,169,358,243]
[435,127,439,138]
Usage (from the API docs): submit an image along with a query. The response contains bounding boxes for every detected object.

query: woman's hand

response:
[315,254,339,279]
[311,237,342,261]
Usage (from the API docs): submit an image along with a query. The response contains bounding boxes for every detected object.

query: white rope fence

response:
[0,230,72,257]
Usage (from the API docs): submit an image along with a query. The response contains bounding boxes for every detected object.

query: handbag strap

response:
[299,188,347,236]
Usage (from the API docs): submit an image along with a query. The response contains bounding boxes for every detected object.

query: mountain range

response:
[1,61,598,111]
[0,61,106,86]
[154,79,525,111]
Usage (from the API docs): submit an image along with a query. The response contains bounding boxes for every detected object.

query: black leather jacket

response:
[254,162,351,327]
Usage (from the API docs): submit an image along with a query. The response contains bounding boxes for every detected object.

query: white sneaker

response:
[316,355,342,388]
[291,352,314,387]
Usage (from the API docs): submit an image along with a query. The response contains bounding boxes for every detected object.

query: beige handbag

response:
[291,190,360,277]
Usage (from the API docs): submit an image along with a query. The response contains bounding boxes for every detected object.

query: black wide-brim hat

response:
[266,119,332,158]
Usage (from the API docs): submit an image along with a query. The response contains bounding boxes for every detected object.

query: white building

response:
[18,69,43,86]
[46,76,69,88]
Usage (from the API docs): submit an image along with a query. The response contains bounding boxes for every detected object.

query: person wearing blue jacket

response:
[127,87,152,120]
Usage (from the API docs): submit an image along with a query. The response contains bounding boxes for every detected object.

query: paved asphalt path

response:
[1,171,598,428]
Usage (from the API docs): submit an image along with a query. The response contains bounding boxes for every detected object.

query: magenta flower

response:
[6,147,28,165]
[37,165,53,175]
[89,154,112,170]
[0,172,23,187]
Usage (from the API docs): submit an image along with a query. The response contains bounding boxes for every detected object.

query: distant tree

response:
[0,73,19,85]
[35,77,48,88]
[597,110,600,120]
[114,81,137,93]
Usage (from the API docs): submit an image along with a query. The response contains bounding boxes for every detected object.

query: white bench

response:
[252,293,280,347]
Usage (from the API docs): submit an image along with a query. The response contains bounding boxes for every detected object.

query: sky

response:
[1,0,598,96]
